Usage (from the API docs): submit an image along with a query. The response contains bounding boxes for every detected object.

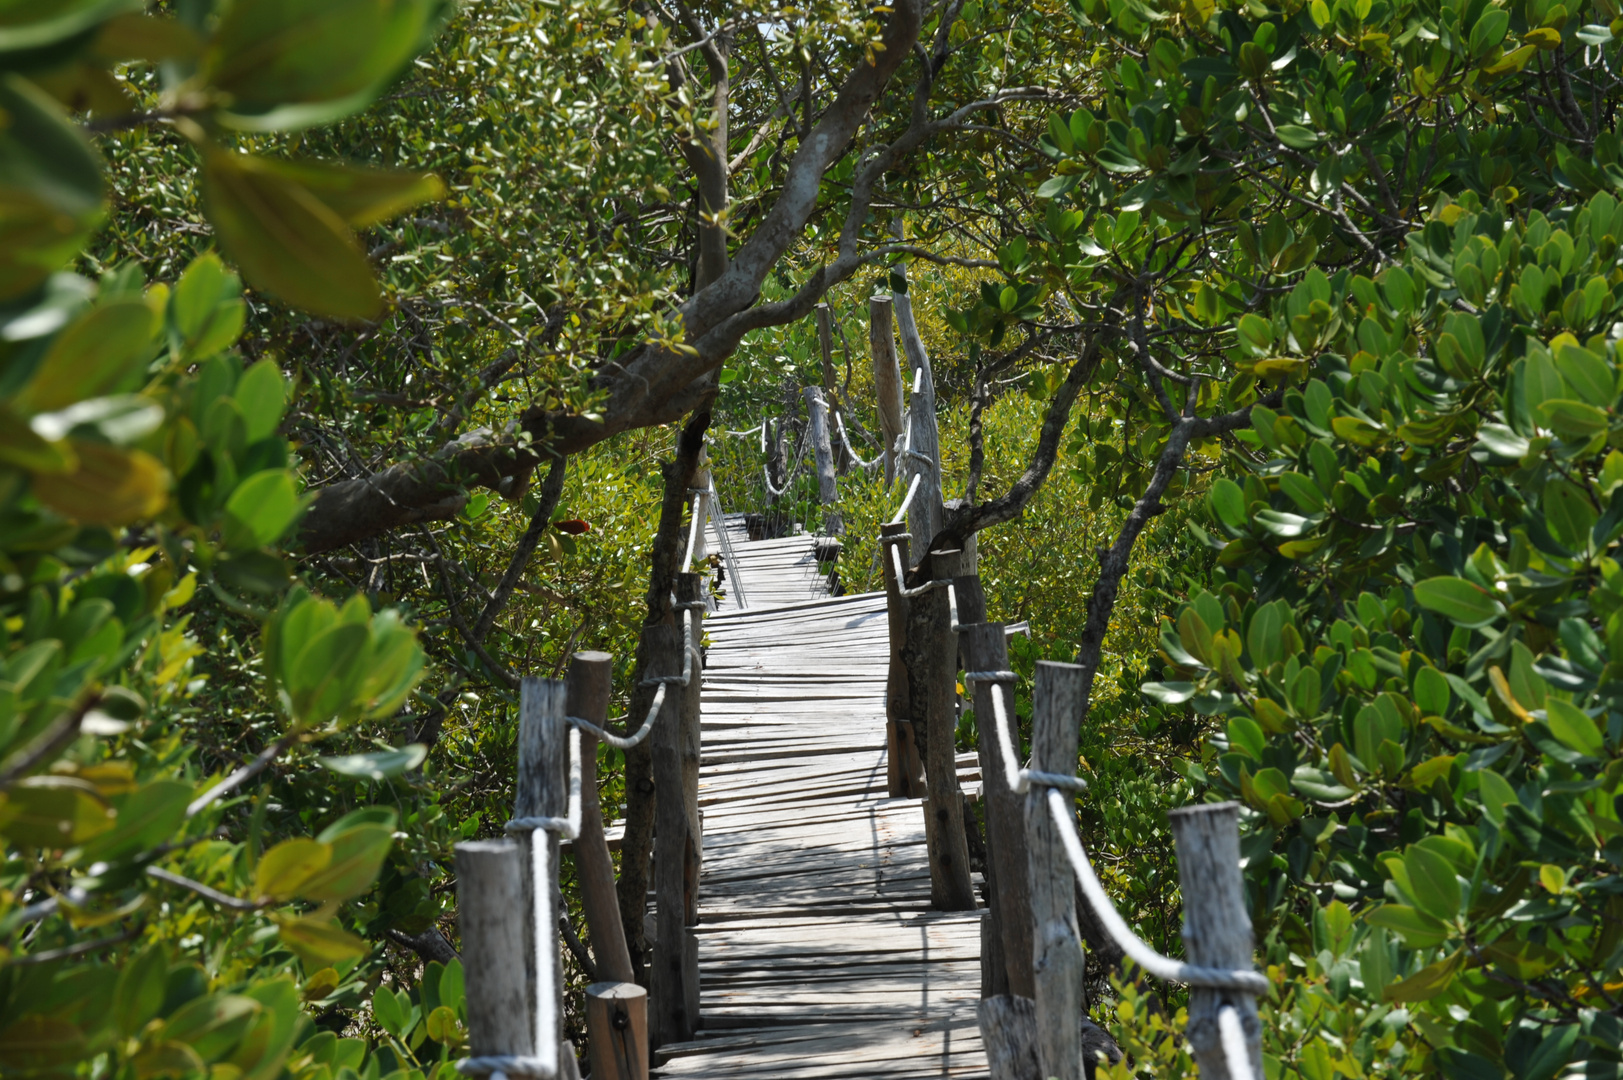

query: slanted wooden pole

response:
[456,840,534,1065]
[802,386,841,535]
[977,994,1041,1080]
[1027,661,1086,1080]
[568,651,638,992]
[586,982,649,1080]
[1169,803,1261,1080]
[881,522,924,797]
[516,677,570,1067]
[966,623,1034,999]
[905,548,976,911]
[869,295,904,486]
[894,283,943,558]
[652,577,703,1047]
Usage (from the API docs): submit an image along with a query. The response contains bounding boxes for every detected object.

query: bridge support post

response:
[652,575,704,1048]
[802,386,841,535]
[869,295,904,486]
[515,677,571,1067]
[881,522,924,797]
[1169,803,1261,1080]
[455,840,535,1067]
[966,624,1035,1000]
[586,982,649,1080]
[905,548,976,911]
[1026,661,1086,1080]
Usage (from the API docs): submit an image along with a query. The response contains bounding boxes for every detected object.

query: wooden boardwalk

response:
[656,520,989,1078]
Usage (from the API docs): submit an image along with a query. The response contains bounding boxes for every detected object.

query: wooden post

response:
[802,386,841,535]
[977,994,1041,1080]
[652,577,703,1047]
[515,677,569,1067]
[904,548,976,911]
[966,624,1035,999]
[1169,803,1261,1080]
[894,286,942,558]
[815,303,851,473]
[568,651,636,987]
[456,840,534,1064]
[881,522,924,797]
[869,295,904,486]
[1027,661,1086,1080]
[586,982,649,1080]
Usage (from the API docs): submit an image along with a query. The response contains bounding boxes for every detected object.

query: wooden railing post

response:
[1169,803,1261,1080]
[1026,661,1086,1080]
[515,677,570,1070]
[456,840,534,1066]
[966,624,1034,999]
[905,548,976,911]
[568,652,647,1079]
[881,521,924,797]
[802,386,841,535]
[869,295,904,486]
[652,576,703,1048]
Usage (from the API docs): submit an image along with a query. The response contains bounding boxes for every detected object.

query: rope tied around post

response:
[457,1055,555,1079]
[962,669,1090,796]
[882,533,951,599]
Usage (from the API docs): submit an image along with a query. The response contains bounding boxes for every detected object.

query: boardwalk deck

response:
[656,520,989,1078]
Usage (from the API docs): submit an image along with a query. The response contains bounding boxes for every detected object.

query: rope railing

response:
[888,474,922,526]
[681,488,708,574]
[962,670,1089,796]
[882,532,948,598]
[709,480,748,609]
[833,409,883,470]
[1219,1005,1256,1080]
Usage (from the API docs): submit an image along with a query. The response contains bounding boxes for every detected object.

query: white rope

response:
[505,727,583,840]
[884,535,949,598]
[709,480,749,609]
[833,410,883,470]
[962,670,1089,795]
[762,425,810,497]
[888,474,922,526]
[682,489,707,573]
[1219,1004,1259,1080]
[1046,788,1270,994]
[572,685,664,749]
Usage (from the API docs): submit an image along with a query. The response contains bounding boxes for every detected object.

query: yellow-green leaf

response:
[254,837,330,900]
[13,298,157,414]
[33,441,167,525]
[248,158,444,228]
[277,916,368,967]
[200,150,381,320]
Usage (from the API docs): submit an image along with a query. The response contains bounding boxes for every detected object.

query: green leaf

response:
[278,916,368,967]
[255,837,331,900]
[14,298,157,414]
[1273,124,1322,150]
[1365,903,1452,948]
[1543,698,1604,757]
[1412,666,1450,715]
[243,158,444,228]
[1544,478,1598,550]
[235,359,287,443]
[114,943,168,1038]
[222,469,303,549]
[372,984,406,1038]
[200,149,382,320]
[1209,478,1247,531]
[1383,951,1463,1002]
[318,744,426,781]
[1276,472,1325,513]
[203,0,434,132]
[1403,844,1463,921]
[0,775,115,847]
[1412,576,1504,628]
[1554,342,1616,407]
[81,778,191,862]
[1475,423,1530,459]
[1537,398,1609,439]
[0,0,143,52]
[169,253,246,361]
[298,809,395,900]
[0,74,106,301]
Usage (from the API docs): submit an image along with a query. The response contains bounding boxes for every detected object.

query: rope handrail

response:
[681,488,707,574]
[1047,788,1270,995]
[963,669,1089,795]
[709,480,748,609]
[833,409,883,470]
[762,425,810,498]
[883,534,949,598]
[888,474,922,526]
[1219,1005,1258,1080]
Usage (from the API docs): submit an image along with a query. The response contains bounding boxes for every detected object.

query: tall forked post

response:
[868,294,905,486]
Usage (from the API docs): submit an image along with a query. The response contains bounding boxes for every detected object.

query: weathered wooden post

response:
[904,548,976,911]
[966,624,1034,999]
[869,295,905,486]
[455,840,535,1071]
[815,303,852,473]
[586,982,649,1080]
[894,281,943,558]
[1169,803,1261,1080]
[881,522,924,797]
[651,576,703,1048]
[1026,661,1086,1080]
[515,677,571,1071]
[568,653,647,1080]
[802,386,841,535]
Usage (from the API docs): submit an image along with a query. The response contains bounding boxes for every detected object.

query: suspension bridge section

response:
[654,520,991,1078]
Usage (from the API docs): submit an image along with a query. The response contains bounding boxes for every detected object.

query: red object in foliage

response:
[555,518,591,535]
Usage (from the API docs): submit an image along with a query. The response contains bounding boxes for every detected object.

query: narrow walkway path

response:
[656,521,989,1078]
